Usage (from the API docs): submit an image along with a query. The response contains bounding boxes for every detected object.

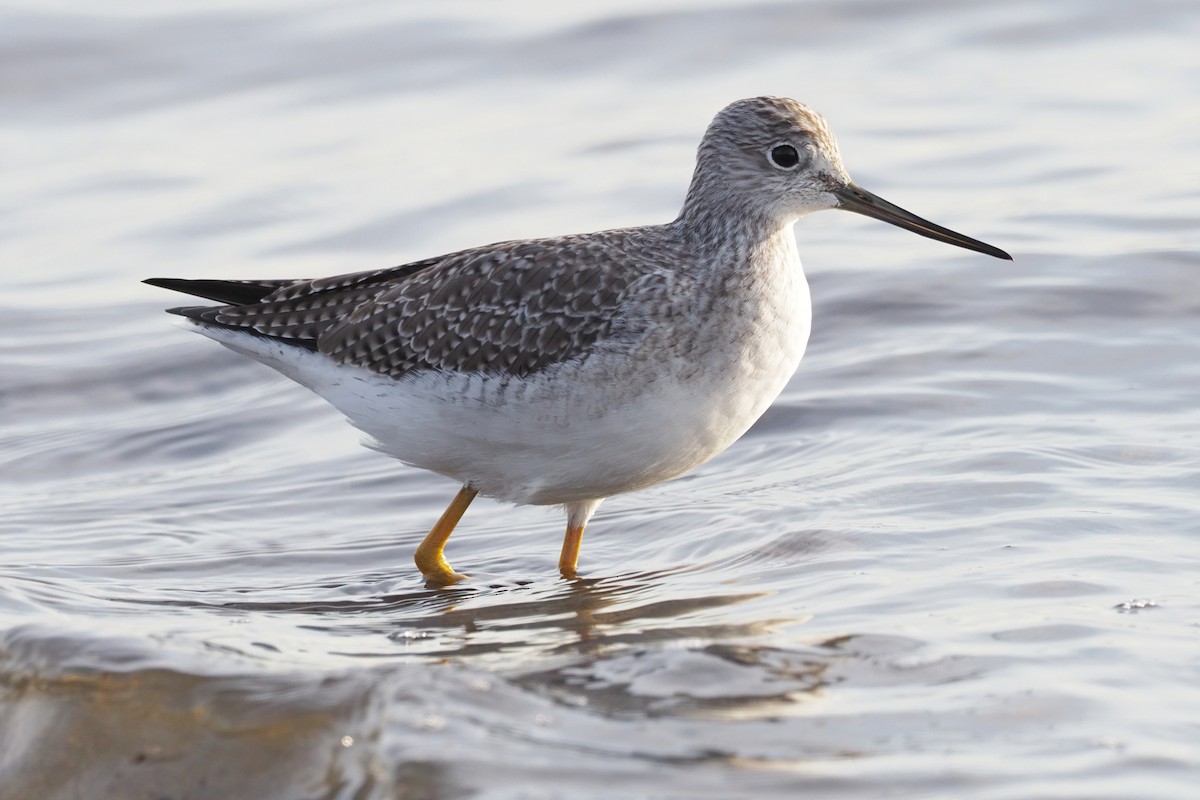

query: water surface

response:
[2,1,1199,798]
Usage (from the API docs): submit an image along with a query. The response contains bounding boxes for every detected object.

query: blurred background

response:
[1,2,1198,798]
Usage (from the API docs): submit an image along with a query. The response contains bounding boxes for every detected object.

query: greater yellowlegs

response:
[147,97,1010,585]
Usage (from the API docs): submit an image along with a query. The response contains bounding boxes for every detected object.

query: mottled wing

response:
[316,239,639,377]
[194,236,646,378]
[194,257,447,346]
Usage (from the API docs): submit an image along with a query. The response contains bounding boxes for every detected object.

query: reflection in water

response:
[106,567,786,663]
[0,615,1006,798]
[519,642,831,721]
[5,623,959,798]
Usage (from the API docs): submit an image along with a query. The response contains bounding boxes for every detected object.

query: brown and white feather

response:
[195,231,689,379]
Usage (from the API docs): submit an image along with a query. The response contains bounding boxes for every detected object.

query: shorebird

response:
[147,97,1010,586]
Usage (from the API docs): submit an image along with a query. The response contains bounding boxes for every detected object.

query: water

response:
[2,1,1199,797]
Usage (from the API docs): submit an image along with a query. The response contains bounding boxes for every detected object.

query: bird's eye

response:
[768,144,801,169]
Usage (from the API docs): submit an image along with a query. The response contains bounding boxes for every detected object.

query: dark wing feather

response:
[309,239,640,377]
[147,235,647,378]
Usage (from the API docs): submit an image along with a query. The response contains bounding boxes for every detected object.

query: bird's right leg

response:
[414,485,477,585]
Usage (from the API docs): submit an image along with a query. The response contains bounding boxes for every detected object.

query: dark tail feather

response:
[143,277,281,306]
[158,302,320,352]
[163,304,223,323]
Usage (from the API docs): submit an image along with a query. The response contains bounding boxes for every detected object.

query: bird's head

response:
[684,96,1010,260]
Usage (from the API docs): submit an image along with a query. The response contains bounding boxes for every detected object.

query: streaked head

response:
[685,96,1010,259]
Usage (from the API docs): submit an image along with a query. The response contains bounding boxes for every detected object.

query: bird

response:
[147,96,1010,586]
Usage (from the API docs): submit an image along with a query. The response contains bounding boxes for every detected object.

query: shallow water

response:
[3,1,1199,798]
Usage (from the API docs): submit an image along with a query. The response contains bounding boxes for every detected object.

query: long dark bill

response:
[834,183,1012,260]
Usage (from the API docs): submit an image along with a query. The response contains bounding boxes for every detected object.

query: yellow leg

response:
[559,500,600,579]
[414,486,477,585]
[558,522,585,579]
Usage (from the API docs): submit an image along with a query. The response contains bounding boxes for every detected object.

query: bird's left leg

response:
[559,499,602,579]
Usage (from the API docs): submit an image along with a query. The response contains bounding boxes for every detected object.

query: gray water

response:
[2,1,1199,798]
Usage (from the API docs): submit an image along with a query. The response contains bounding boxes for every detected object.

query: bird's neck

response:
[676,173,796,256]
[674,195,796,278]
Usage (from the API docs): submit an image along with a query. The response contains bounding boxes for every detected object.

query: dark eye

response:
[769,144,801,169]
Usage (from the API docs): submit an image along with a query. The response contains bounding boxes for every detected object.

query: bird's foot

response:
[420,563,468,587]
[415,550,467,587]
